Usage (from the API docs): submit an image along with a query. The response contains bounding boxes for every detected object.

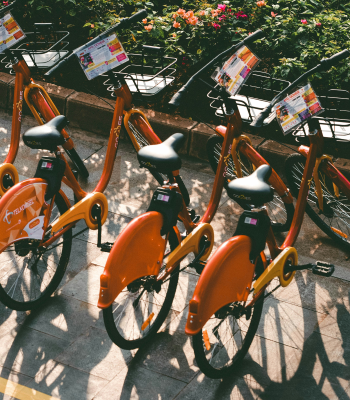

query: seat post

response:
[167,172,175,184]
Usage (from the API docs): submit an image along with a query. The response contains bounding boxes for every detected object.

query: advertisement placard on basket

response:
[74,32,129,80]
[211,45,260,95]
[0,12,25,53]
[275,83,324,135]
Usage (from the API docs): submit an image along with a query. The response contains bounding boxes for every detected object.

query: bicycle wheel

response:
[192,258,265,379]
[0,192,72,311]
[64,147,89,179]
[103,229,180,350]
[207,135,294,232]
[285,153,350,251]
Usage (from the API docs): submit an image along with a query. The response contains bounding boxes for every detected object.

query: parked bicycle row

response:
[1,0,349,380]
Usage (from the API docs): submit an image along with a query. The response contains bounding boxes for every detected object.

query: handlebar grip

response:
[319,49,349,71]
[250,106,272,129]
[243,30,265,45]
[44,53,75,77]
[127,9,147,25]
[168,85,189,107]
[104,9,147,36]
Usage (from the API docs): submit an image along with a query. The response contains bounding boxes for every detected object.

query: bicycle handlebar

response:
[168,30,265,107]
[1,0,26,14]
[319,49,349,71]
[44,52,76,77]
[45,9,147,78]
[250,49,350,129]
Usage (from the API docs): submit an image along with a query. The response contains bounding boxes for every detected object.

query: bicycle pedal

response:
[100,242,114,253]
[312,261,335,277]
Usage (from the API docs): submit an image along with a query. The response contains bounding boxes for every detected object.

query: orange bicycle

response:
[184,50,349,378]
[0,0,89,190]
[97,30,296,350]
[0,9,187,311]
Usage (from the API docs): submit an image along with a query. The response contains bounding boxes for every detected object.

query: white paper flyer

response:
[274,83,324,135]
[0,12,25,54]
[212,46,260,96]
[74,32,129,80]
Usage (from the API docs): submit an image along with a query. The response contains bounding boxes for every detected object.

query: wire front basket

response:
[1,23,69,73]
[103,45,176,98]
[207,70,290,125]
[293,89,350,143]
[208,72,350,146]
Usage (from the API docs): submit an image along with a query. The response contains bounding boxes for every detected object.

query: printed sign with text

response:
[275,83,324,135]
[74,32,129,80]
[0,12,25,54]
[212,46,260,96]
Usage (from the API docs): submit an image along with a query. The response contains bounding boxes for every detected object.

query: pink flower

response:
[213,23,221,30]
[218,4,226,11]
[228,8,232,12]
[199,10,206,16]
[316,22,322,26]
[301,19,307,24]
[271,11,277,17]
[189,16,198,25]
[145,24,153,32]
[235,11,248,19]
[3,1,9,5]
[173,21,181,28]
[218,15,226,21]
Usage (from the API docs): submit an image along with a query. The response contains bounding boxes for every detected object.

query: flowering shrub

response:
[7,0,350,88]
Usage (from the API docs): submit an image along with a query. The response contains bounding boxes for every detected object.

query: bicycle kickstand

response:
[91,204,114,253]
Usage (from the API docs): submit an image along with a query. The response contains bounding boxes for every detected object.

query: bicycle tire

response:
[0,192,72,311]
[103,229,180,350]
[64,147,89,179]
[285,153,350,251]
[192,258,265,379]
[207,135,294,232]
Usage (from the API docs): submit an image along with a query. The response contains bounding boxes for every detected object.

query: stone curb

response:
[1,71,350,178]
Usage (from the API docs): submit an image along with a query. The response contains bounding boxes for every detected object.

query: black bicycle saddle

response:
[137,133,185,173]
[23,115,67,151]
[226,164,274,206]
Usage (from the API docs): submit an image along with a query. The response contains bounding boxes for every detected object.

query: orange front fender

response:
[98,211,166,309]
[185,235,256,335]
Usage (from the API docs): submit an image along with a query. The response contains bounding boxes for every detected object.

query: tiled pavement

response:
[0,110,350,399]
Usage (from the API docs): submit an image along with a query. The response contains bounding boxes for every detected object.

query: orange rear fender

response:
[0,179,49,252]
[185,235,255,336]
[98,212,166,309]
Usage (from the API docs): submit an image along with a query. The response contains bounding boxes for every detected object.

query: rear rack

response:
[1,23,69,73]
[103,45,176,97]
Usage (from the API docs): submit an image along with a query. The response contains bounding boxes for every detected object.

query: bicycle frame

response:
[97,99,293,309]
[185,118,343,335]
[0,73,172,256]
